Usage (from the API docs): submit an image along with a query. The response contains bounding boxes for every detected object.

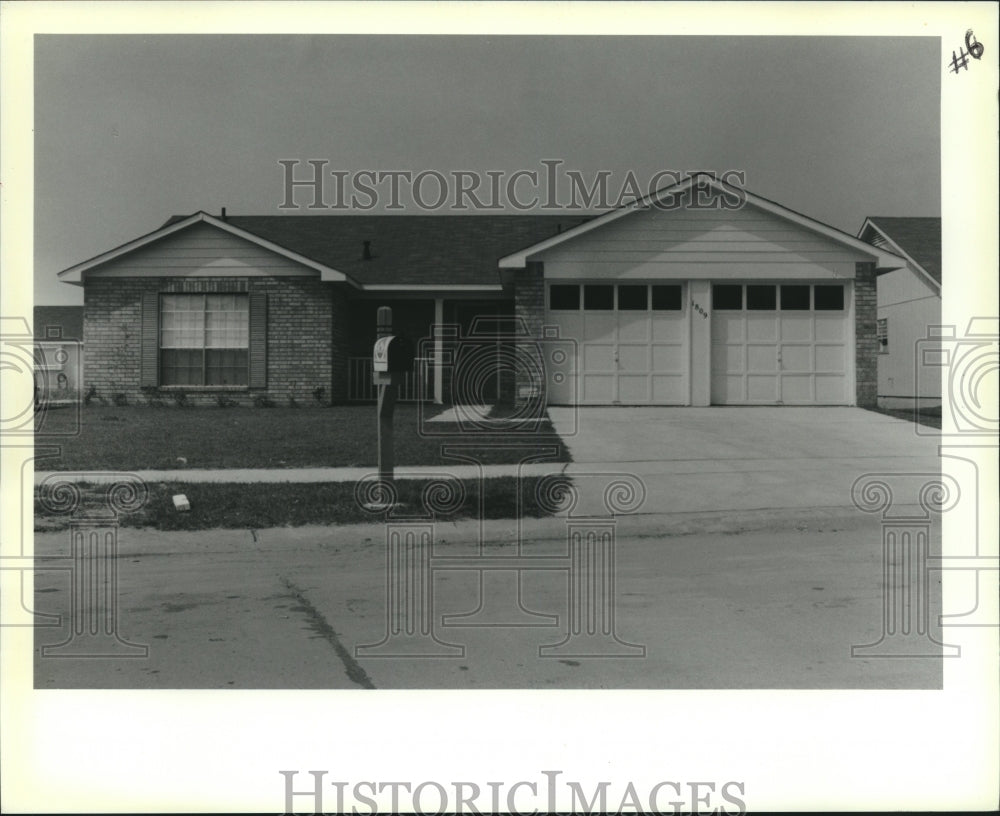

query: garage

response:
[545,282,688,405]
[499,173,903,409]
[709,281,852,405]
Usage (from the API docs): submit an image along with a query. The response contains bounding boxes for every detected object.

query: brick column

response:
[854,261,878,408]
[512,261,545,406]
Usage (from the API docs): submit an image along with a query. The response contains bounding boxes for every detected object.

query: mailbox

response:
[373,335,415,375]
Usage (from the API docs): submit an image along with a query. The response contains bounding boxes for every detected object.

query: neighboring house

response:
[857,217,942,409]
[57,174,904,408]
[33,305,84,403]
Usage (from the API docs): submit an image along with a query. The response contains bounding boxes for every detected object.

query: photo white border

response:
[2,2,997,812]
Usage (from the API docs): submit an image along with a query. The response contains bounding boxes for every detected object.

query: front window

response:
[160,294,249,385]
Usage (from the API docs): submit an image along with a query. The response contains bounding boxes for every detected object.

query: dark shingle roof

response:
[196,215,594,286]
[865,217,941,285]
[33,305,83,340]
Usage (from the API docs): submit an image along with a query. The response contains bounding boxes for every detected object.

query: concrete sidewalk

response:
[34,408,939,520]
[33,461,566,485]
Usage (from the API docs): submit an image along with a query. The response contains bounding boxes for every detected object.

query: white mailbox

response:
[373,335,394,374]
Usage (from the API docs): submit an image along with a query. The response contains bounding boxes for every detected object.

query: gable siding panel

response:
[536,204,869,279]
[89,223,317,277]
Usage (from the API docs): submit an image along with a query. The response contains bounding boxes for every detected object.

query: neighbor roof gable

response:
[858,216,941,290]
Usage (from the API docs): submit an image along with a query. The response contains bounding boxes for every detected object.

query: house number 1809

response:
[691,299,708,319]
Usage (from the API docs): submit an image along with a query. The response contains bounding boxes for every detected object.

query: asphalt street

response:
[32,508,945,689]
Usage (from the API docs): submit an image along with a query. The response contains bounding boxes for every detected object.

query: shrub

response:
[83,385,99,406]
[216,394,239,408]
[140,386,164,407]
[171,391,189,408]
[253,394,276,408]
[312,386,326,405]
[113,393,128,407]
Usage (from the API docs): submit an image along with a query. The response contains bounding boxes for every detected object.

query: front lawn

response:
[34,476,557,531]
[35,404,571,470]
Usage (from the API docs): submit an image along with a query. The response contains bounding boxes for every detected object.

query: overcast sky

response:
[34,35,940,305]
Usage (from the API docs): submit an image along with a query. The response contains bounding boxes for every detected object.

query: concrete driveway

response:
[548,406,940,518]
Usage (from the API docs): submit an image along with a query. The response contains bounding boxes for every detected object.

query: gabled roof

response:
[223,215,591,287]
[498,172,906,271]
[60,211,591,289]
[58,212,356,285]
[33,305,83,340]
[858,216,941,289]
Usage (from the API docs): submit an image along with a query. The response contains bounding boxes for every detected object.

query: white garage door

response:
[545,283,688,405]
[710,282,851,405]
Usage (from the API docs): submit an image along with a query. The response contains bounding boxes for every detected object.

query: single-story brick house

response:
[58,173,904,407]
[857,216,942,410]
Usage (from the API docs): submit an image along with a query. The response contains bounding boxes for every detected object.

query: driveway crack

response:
[280,577,375,689]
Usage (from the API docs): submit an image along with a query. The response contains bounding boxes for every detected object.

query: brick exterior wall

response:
[854,261,878,408]
[511,261,545,405]
[83,276,348,406]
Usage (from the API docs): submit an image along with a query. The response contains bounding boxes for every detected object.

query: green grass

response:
[34,476,557,531]
[35,404,571,471]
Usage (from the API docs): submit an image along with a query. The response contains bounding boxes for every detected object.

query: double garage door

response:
[545,281,851,405]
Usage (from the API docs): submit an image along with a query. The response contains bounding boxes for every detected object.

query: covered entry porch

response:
[345,295,515,403]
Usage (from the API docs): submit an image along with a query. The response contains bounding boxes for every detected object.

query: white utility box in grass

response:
[172,494,190,512]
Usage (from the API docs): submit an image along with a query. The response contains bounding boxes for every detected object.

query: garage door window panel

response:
[781,285,811,310]
[746,285,777,310]
[617,285,648,311]
[652,285,682,311]
[550,285,580,311]
[814,285,844,310]
[584,285,614,310]
[712,284,742,310]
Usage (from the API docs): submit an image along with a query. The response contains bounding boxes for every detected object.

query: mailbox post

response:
[374,306,398,484]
